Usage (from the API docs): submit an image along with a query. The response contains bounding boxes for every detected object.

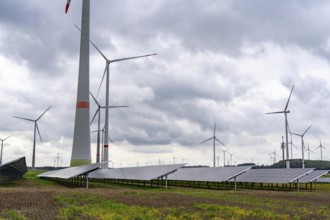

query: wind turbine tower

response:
[200,123,226,167]
[291,125,312,169]
[0,136,10,165]
[13,106,51,169]
[266,85,294,169]
[66,0,92,166]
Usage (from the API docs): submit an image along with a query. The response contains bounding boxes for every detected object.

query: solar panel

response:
[89,164,185,181]
[0,157,28,174]
[233,168,314,183]
[38,162,106,179]
[167,166,253,182]
[0,157,27,185]
[316,177,330,183]
[298,170,329,183]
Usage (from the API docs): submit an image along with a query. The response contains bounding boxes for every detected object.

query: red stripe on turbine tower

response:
[76,101,89,109]
[104,145,109,148]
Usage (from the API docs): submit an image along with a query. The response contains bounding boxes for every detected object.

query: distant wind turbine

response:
[220,148,229,167]
[271,147,279,164]
[305,144,314,160]
[287,122,298,159]
[266,85,294,169]
[228,152,235,166]
[200,123,226,167]
[13,106,51,169]
[89,92,128,163]
[0,136,10,165]
[281,136,285,163]
[291,125,312,168]
[316,140,326,161]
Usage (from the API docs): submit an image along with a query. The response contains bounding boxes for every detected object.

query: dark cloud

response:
[0,0,329,165]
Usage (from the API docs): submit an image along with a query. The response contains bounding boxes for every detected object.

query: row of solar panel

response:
[38,163,329,184]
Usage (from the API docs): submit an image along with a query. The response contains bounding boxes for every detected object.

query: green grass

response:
[22,170,58,186]
[0,209,26,220]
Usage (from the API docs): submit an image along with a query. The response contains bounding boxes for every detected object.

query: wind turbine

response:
[280,136,285,163]
[271,147,279,164]
[291,125,312,168]
[266,85,294,169]
[90,92,128,163]
[73,25,156,167]
[200,123,226,167]
[305,143,314,160]
[228,152,235,166]
[287,122,298,159]
[220,148,229,167]
[83,36,156,168]
[0,136,10,165]
[316,140,326,161]
[13,106,51,169]
[66,0,92,167]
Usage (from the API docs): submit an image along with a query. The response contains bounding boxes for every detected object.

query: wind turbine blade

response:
[90,109,100,126]
[36,124,43,142]
[4,136,11,141]
[265,111,285,114]
[65,0,71,13]
[214,122,216,137]
[302,125,312,136]
[90,42,108,61]
[215,137,226,147]
[110,53,157,63]
[96,66,107,98]
[73,24,81,31]
[284,85,294,111]
[108,137,113,143]
[37,106,51,121]
[292,143,299,148]
[200,137,213,144]
[89,92,100,107]
[107,105,129,108]
[12,116,34,122]
[73,24,109,61]
[290,132,301,137]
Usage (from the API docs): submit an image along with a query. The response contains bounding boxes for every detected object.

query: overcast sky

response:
[0,0,329,167]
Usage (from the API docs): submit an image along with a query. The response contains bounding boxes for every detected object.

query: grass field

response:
[0,170,329,220]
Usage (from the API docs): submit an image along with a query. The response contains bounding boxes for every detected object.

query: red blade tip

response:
[65,4,70,13]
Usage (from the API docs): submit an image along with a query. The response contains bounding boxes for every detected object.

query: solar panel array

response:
[89,164,185,181]
[233,168,314,184]
[316,177,330,183]
[298,170,329,183]
[167,166,252,182]
[0,157,27,184]
[38,162,106,179]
